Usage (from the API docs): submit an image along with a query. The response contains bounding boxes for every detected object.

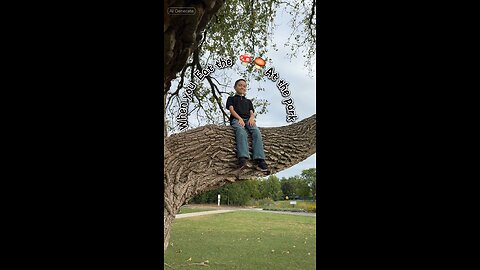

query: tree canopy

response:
[165,0,316,133]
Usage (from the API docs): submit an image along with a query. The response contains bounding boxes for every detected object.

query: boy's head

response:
[234,79,247,95]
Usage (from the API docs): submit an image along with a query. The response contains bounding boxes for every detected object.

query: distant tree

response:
[190,189,216,204]
[292,176,311,199]
[280,177,295,198]
[246,178,261,200]
[301,168,316,201]
[223,182,250,205]
[224,179,261,205]
[259,175,282,200]
[190,179,262,206]
[281,176,310,200]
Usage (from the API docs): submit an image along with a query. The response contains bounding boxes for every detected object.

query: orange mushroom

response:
[253,57,266,69]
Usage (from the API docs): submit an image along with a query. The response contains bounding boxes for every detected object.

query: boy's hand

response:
[248,117,256,126]
[238,118,245,127]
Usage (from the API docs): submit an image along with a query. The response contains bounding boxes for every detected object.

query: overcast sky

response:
[168,7,316,179]
[251,8,316,179]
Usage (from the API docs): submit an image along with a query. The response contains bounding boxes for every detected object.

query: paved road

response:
[175,209,237,219]
[175,208,315,219]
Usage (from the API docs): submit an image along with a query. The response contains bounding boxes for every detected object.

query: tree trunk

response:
[164,0,226,252]
[164,0,225,86]
[164,114,316,251]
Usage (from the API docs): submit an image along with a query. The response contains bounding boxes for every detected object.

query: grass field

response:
[164,211,316,269]
[178,207,215,214]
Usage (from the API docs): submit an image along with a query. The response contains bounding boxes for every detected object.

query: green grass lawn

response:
[164,211,316,269]
[178,207,216,214]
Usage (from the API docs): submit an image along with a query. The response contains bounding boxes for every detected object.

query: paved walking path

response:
[175,208,315,219]
[175,209,237,219]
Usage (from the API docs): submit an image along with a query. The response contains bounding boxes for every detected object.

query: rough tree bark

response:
[164,115,316,251]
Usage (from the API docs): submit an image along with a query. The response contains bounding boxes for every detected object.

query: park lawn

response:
[164,211,316,270]
[178,207,216,214]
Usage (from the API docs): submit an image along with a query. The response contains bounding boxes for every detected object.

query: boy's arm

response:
[229,106,245,125]
[248,110,256,126]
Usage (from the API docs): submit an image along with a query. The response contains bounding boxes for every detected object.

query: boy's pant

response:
[231,118,265,160]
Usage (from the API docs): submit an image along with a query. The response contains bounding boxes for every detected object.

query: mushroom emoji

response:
[253,57,266,70]
[239,54,253,66]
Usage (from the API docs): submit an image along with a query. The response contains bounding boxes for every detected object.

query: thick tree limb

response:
[164,114,316,215]
[164,0,225,88]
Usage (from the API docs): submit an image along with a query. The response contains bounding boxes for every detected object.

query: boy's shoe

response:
[238,157,248,169]
[255,159,269,172]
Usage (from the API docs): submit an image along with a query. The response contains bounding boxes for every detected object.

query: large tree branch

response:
[164,114,316,214]
[164,0,225,90]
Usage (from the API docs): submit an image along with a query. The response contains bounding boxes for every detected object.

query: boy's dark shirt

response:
[225,94,254,122]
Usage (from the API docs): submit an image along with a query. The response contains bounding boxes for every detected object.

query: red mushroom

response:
[239,54,253,66]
